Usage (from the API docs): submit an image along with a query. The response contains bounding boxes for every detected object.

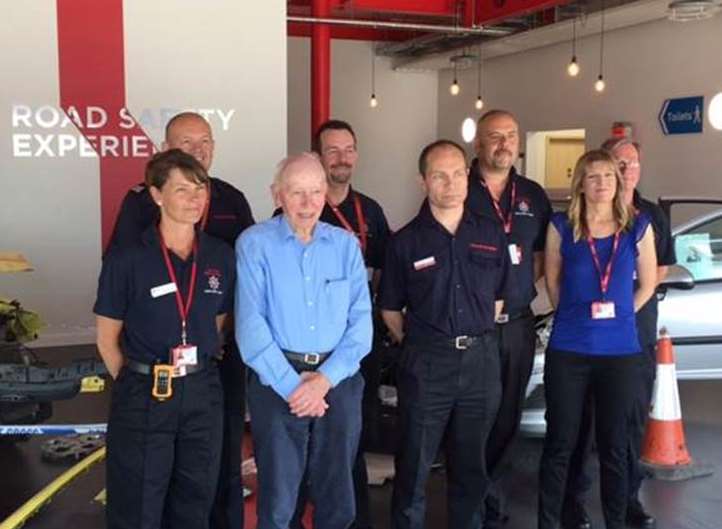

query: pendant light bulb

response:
[475,96,484,110]
[369,94,378,108]
[567,57,580,77]
[450,79,460,96]
[595,75,606,92]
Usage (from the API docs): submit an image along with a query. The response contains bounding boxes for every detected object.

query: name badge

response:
[508,243,522,266]
[591,301,616,320]
[413,256,436,270]
[151,282,178,298]
[172,344,198,373]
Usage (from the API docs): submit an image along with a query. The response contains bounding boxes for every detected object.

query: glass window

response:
[675,215,722,281]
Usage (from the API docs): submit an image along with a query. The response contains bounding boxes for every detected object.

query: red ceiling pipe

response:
[311,0,331,139]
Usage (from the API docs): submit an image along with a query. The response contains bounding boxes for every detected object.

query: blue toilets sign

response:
[659,96,704,135]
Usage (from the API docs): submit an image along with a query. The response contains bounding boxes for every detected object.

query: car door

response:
[658,211,722,379]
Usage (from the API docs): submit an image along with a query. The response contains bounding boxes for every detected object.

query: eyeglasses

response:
[617,160,640,172]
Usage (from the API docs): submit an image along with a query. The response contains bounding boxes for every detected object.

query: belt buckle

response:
[454,336,469,350]
[304,353,321,365]
[496,313,510,324]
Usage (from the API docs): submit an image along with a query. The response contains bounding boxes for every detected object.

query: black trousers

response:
[106,365,223,529]
[539,350,644,529]
[563,346,656,515]
[485,312,536,515]
[211,343,246,529]
[248,371,363,529]
[392,335,501,529]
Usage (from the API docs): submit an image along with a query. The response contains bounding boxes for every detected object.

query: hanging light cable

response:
[567,16,580,77]
[595,0,606,92]
[475,44,484,109]
[449,1,461,96]
[450,59,460,95]
[369,42,378,108]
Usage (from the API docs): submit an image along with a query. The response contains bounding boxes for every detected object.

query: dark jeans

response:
[392,334,502,529]
[248,370,364,529]
[563,346,656,516]
[485,312,536,517]
[539,350,645,529]
[106,366,223,529]
[291,311,384,529]
[211,344,246,529]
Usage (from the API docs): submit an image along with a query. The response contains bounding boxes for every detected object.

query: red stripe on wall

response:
[56,0,155,250]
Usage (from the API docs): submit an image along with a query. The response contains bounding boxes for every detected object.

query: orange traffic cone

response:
[640,329,713,481]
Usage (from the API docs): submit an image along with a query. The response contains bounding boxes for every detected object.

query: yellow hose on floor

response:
[0,447,106,529]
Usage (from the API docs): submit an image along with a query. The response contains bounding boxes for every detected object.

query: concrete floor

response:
[1,344,721,528]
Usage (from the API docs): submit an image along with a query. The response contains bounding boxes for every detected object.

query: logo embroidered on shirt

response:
[469,243,498,252]
[514,197,535,217]
[204,268,223,295]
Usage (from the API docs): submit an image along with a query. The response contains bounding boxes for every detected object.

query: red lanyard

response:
[158,228,198,345]
[587,231,621,299]
[327,192,367,256]
[483,180,516,234]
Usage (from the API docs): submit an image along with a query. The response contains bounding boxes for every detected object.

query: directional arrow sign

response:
[659,96,704,135]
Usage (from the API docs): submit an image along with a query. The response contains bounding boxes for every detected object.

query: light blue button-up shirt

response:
[235,215,372,400]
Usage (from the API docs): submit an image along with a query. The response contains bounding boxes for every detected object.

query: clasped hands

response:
[288,371,332,418]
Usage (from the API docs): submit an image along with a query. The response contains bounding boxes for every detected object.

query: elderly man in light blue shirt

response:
[235,152,372,529]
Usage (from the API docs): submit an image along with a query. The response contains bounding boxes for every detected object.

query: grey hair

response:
[600,137,641,157]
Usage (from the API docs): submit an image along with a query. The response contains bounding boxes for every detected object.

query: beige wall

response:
[288,38,438,230]
[438,15,722,203]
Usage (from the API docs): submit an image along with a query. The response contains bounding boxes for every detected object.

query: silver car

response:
[521,198,722,436]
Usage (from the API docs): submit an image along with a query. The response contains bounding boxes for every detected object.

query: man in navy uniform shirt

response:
[562,138,676,529]
[236,152,372,529]
[108,112,254,253]
[379,140,508,529]
[466,110,552,527]
[95,149,235,529]
[107,111,254,529]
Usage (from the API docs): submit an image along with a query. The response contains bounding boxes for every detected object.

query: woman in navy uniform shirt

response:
[539,150,657,529]
[95,149,235,529]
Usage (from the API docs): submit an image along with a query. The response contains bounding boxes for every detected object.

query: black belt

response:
[282,350,330,369]
[408,334,490,351]
[125,358,212,377]
[496,307,533,324]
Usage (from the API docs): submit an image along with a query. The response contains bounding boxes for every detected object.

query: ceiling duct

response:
[667,0,721,20]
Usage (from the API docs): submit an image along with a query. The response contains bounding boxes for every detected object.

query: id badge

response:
[508,243,522,265]
[172,344,198,370]
[591,301,616,319]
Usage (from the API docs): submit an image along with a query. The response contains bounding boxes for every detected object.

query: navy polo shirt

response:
[378,200,509,340]
[273,187,390,270]
[634,190,676,349]
[466,160,551,315]
[107,176,255,254]
[94,227,236,364]
[320,187,390,270]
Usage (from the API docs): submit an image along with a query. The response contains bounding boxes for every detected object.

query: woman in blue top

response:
[538,149,657,529]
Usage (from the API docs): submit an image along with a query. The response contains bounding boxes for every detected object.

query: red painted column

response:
[311,0,331,139]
